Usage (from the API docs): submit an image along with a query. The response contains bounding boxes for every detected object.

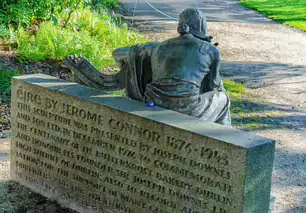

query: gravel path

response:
[123,0,306,87]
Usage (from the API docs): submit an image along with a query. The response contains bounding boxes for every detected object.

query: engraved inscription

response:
[11,84,244,213]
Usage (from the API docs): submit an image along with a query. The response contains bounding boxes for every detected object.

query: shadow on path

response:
[272,147,306,213]
[220,61,306,88]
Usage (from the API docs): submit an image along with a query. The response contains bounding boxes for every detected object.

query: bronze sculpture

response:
[63,8,231,127]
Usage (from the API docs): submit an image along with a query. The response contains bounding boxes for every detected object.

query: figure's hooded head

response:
[177,8,207,39]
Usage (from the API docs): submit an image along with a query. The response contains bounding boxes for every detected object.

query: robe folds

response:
[120,43,231,127]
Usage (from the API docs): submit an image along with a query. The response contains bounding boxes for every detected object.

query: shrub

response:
[16,7,147,71]
[0,67,20,102]
[0,0,120,39]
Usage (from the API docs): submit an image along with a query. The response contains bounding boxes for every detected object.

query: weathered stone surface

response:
[11,74,275,213]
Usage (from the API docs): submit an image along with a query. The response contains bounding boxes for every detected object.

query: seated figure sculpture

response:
[62,8,231,126]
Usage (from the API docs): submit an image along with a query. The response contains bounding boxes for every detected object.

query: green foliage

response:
[240,0,306,31]
[0,0,119,39]
[0,25,11,39]
[0,0,79,27]
[90,0,119,9]
[0,67,20,102]
[109,91,125,96]
[16,7,147,71]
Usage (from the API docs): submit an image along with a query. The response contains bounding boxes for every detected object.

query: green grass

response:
[109,91,125,96]
[240,0,306,31]
[243,123,275,130]
[16,7,147,71]
[223,79,253,113]
[223,79,279,131]
[225,82,284,131]
[223,79,246,94]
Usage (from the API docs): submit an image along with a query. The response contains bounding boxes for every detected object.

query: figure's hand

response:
[207,35,214,41]
[202,35,213,43]
[203,36,219,46]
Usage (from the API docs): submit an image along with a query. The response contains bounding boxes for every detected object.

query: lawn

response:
[240,0,306,31]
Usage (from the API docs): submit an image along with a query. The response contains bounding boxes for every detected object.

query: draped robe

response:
[117,35,231,126]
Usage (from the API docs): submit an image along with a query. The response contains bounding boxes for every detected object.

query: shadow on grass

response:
[233,115,306,131]
[230,96,306,131]
[0,181,76,213]
[231,97,299,113]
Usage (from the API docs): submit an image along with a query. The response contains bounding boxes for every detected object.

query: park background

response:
[0,0,305,212]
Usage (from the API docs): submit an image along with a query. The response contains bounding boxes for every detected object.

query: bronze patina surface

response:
[63,8,231,126]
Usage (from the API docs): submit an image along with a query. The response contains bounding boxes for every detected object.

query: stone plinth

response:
[11,74,275,213]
